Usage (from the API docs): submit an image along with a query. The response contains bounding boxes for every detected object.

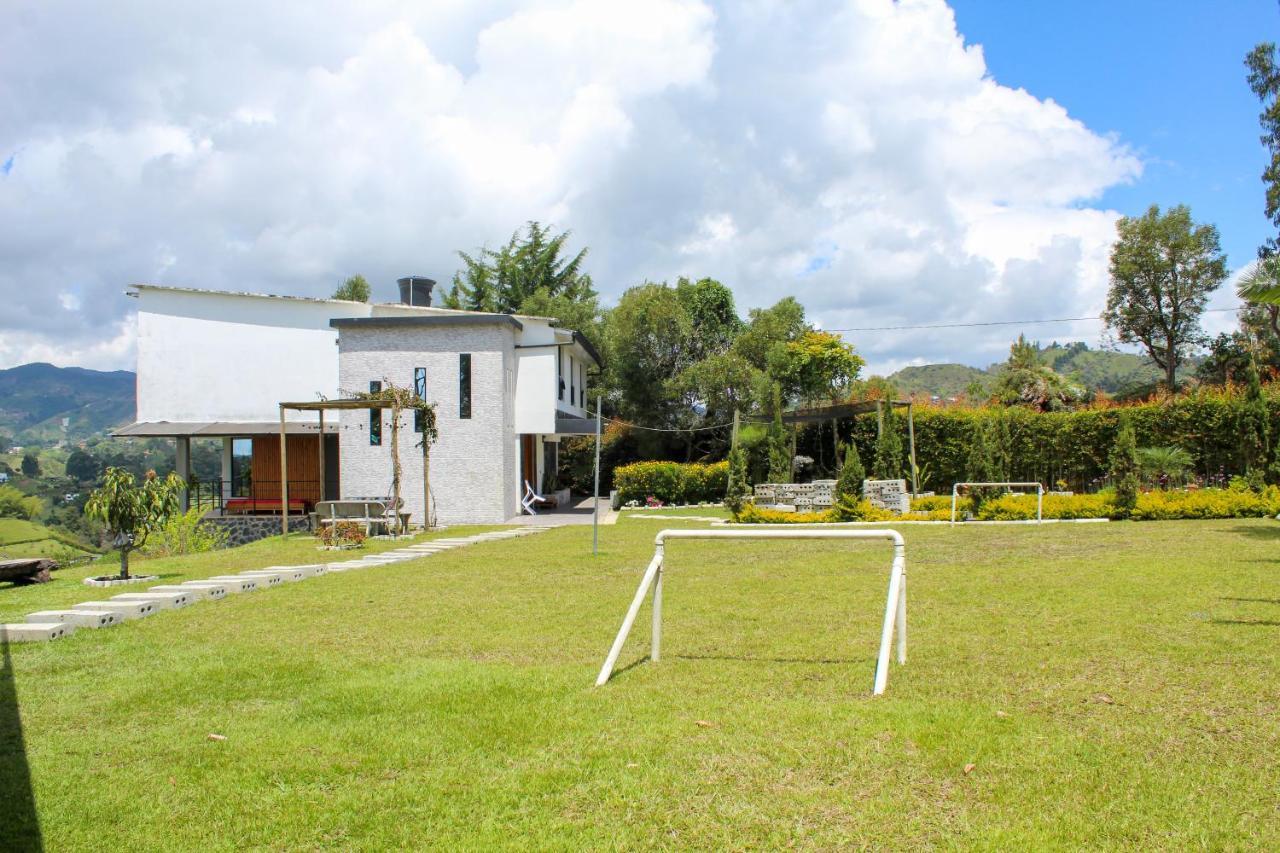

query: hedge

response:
[614,461,729,506]
[795,385,1280,493]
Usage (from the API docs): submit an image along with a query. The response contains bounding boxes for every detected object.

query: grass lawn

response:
[2,517,1279,848]
[0,518,93,563]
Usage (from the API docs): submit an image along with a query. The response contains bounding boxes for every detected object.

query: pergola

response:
[276,398,428,537]
[781,399,920,494]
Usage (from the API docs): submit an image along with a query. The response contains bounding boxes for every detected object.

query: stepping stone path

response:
[1,527,550,643]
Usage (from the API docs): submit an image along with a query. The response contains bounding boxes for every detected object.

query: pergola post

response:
[317,410,326,503]
[876,400,884,438]
[907,402,918,496]
[279,406,289,537]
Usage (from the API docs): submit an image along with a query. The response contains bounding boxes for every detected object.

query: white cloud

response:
[0,0,1158,375]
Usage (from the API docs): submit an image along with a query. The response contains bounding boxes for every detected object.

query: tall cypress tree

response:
[724,412,750,515]
[766,384,791,483]
[965,419,1000,511]
[1109,416,1140,517]
[1241,360,1271,485]
[872,404,904,480]
[836,440,866,501]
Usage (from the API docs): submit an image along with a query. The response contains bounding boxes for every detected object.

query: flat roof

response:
[337,311,527,326]
[114,421,336,438]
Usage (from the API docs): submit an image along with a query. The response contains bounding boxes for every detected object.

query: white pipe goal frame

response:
[595,527,907,696]
[950,482,1044,524]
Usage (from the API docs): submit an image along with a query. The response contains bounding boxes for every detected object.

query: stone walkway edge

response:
[0,527,551,643]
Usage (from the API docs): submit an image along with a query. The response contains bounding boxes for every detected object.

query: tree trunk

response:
[119,545,131,581]
[1166,349,1177,392]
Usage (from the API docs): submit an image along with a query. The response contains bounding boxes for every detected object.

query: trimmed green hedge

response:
[796,385,1280,494]
[614,461,729,506]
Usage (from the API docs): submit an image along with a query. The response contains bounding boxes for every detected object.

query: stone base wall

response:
[203,515,311,548]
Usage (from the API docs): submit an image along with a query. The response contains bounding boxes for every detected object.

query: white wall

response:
[514,349,556,434]
[134,288,370,423]
[337,321,518,525]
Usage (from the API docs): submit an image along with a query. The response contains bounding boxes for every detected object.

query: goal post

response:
[595,527,907,696]
[950,482,1044,524]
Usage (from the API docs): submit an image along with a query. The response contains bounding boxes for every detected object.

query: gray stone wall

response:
[337,322,518,526]
[203,515,310,548]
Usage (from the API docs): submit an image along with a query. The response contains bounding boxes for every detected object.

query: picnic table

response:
[0,558,57,585]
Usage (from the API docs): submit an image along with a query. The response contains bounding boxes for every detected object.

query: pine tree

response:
[965,419,1000,511]
[766,384,791,482]
[1241,360,1270,486]
[1109,416,1140,516]
[835,440,866,501]
[332,274,371,302]
[872,405,904,479]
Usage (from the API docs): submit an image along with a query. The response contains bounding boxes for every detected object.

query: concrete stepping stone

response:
[2,622,73,642]
[112,591,193,610]
[185,577,256,594]
[27,609,120,629]
[285,564,327,578]
[73,600,156,620]
[241,568,306,583]
[211,574,274,589]
[151,583,225,601]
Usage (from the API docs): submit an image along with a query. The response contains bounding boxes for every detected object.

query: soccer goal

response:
[594,527,907,696]
[950,481,1044,524]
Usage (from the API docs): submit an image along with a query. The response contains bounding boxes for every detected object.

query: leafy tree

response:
[65,449,103,483]
[84,468,185,579]
[0,485,44,520]
[835,441,866,502]
[675,277,743,363]
[733,297,807,373]
[991,335,1082,410]
[769,330,865,405]
[675,352,764,429]
[20,453,39,478]
[603,283,695,424]
[1109,418,1141,517]
[871,405,904,480]
[1246,40,1280,256]
[1198,332,1256,385]
[1103,204,1228,391]
[765,384,791,482]
[333,274,371,302]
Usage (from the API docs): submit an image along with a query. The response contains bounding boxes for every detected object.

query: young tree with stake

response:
[84,468,185,579]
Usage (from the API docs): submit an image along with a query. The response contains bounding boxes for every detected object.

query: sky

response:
[0,0,1276,376]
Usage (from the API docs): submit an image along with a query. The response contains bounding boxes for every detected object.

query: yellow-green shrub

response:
[975,493,1115,521]
[911,495,970,513]
[614,461,729,505]
[1130,487,1280,520]
[733,504,833,524]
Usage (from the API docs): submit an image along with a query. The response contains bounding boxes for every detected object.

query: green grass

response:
[0,517,92,562]
[3,518,1280,848]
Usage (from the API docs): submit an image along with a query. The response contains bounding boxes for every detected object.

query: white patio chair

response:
[522,481,553,515]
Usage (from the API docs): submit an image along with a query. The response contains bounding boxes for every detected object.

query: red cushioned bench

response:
[224,498,308,515]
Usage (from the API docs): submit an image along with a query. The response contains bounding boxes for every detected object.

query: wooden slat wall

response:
[251,435,322,504]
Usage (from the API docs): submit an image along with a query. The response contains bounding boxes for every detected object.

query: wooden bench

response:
[0,558,56,585]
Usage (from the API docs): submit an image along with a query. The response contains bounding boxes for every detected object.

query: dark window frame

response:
[414,367,427,432]
[369,380,382,445]
[459,354,472,419]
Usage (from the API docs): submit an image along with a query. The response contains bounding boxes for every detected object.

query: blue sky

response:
[951,0,1278,269]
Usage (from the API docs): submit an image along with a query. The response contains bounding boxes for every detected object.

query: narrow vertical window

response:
[369,380,382,445]
[557,348,564,400]
[459,354,472,419]
[569,355,575,405]
[579,363,585,407]
[413,367,427,432]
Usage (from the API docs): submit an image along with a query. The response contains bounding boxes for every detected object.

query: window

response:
[369,380,382,445]
[413,367,427,432]
[459,354,472,419]
[569,355,575,405]
[557,349,564,400]
[579,362,586,407]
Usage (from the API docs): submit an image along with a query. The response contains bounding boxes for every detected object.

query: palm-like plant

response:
[1135,446,1193,488]
[1237,257,1280,338]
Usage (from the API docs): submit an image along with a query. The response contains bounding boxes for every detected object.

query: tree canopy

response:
[333,274,371,302]
[1102,204,1227,391]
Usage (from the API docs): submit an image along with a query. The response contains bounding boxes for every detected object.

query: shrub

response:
[724,445,750,515]
[975,493,1115,521]
[0,485,44,520]
[614,461,729,506]
[910,495,969,513]
[144,508,229,557]
[1110,418,1140,517]
[316,521,367,547]
[828,497,896,522]
[733,504,833,524]
[1129,487,1280,520]
[835,442,865,501]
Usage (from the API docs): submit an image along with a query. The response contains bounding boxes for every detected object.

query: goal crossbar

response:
[951,482,1044,524]
[594,527,907,695]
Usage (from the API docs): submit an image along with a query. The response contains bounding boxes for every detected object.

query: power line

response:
[824,306,1242,333]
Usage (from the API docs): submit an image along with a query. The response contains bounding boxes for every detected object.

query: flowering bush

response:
[1129,486,1280,520]
[975,493,1114,521]
[644,496,664,508]
[733,504,833,524]
[316,521,367,547]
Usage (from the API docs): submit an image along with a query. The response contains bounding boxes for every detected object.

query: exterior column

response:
[176,436,192,512]
[220,437,233,507]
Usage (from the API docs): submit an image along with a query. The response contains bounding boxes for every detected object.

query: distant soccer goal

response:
[951,482,1044,524]
[595,527,907,696]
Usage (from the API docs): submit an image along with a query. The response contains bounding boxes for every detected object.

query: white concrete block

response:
[151,584,225,601]
[26,610,120,629]
[241,568,306,583]
[182,579,250,595]
[287,564,327,578]
[112,591,193,609]
[73,600,156,620]
[1,622,73,642]
[208,575,270,590]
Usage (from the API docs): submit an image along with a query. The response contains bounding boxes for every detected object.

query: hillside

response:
[887,342,1183,399]
[0,363,135,445]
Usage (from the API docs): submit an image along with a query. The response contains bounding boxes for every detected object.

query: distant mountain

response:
[887,342,1182,400]
[0,363,135,444]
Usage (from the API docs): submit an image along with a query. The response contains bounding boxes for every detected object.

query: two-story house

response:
[116,277,600,527]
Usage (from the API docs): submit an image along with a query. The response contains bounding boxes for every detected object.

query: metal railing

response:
[188,479,323,515]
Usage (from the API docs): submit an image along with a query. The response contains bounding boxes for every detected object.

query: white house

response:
[117,277,600,526]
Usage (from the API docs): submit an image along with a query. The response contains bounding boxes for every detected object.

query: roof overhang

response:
[331,314,523,331]
[113,421,335,438]
[781,400,913,425]
[553,416,598,436]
